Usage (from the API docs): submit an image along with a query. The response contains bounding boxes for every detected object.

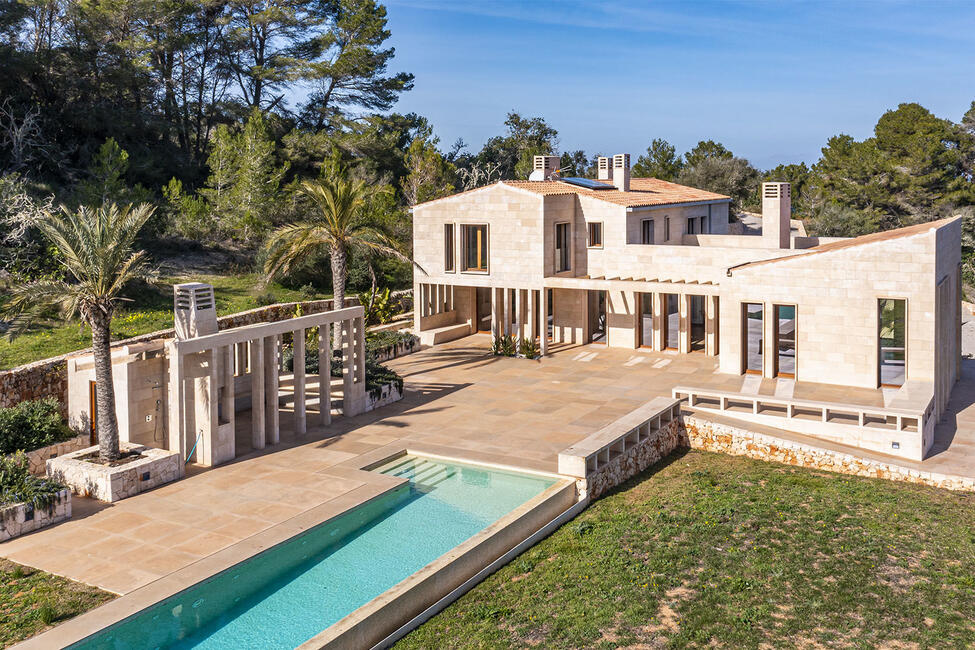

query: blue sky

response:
[382,0,975,169]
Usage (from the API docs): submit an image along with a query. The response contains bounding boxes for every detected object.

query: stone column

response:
[527,289,536,341]
[706,295,720,356]
[514,288,524,347]
[355,316,366,386]
[221,344,235,460]
[318,323,331,425]
[540,289,549,356]
[294,329,306,435]
[678,294,690,354]
[652,292,663,351]
[264,335,280,445]
[502,288,511,336]
[249,338,265,450]
[342,318,354,414]
[166,341,185,458]
[491,287,501,338]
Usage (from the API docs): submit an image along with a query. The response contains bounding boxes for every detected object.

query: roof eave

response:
[625,198,732,212]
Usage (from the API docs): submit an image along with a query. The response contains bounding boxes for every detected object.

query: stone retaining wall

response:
[0,297,356,415]
[365,382,404,413]
[583,418,685,500]
[48,443,183,502]
[683,414,975,492]
[369,337,419,363]
[0,489,71,541]
[19,434,91,475]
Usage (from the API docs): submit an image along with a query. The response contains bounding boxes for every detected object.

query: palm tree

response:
[262,162,406,309]
[2,203,154,462]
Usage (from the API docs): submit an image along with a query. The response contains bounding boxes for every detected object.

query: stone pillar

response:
[342,318,354,414]
[678,294,690,354]
[355,316,366,386]
[491,288,501,338]
[502,288,511,336]
[652,293,663,351]
[706,295,720,356]
[540,289,549,356]
[264,335,280,445]
[294,329,306,435]
[318,323,331,425]
[166,341,185,458]
[514,288,524,346]
[413,279,422,335]
[527,289,536,341]
[249,338,265,450]
[221,344,235,460]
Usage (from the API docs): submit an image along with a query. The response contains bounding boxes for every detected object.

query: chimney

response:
[612,153,630,191]
[528,155,560,181]
[174,282,218,340]
[761,182,791,249]
[597,156,611,180]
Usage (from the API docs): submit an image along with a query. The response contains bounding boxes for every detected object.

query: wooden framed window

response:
[587,222,603,248]
[641,219,654,244]
[461,224,488,272]
[444,223,455,272]
[555,222,570,272]
[639,292,653,348]
[878,298,906,387]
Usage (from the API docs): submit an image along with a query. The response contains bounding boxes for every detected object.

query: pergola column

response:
[540,289,549,356]
[514,289,524,346]
[652,293,663,351]
[166,341,185,457]
[249,338,265,450]
[705,295,720,356]
[355,316,366,386]
[294,329,306,435]
[318,323,331,425]
[264,335,280,445]
[678,294,690,354]
[527,289,536,341]
[342,318,354,413]
[491,287,501,338]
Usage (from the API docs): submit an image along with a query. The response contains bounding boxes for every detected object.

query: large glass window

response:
[664,294,679,350]
[461,224,488,272]
[589,290,606,343]
[555,222,570,272]
[879,298,906,386]
[690,295,705,352]
[641,219,654,244]
[639,293,653,348]
[744,302,763,373]
[444,223,455,272]
[774,305,796,377]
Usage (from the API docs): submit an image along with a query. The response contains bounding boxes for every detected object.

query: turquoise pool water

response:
[71,456,556,649]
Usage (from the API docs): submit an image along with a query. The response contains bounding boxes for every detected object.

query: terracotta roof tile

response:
[503,177,730,208]
[729,217,960,273]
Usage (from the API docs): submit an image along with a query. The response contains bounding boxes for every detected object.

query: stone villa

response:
[412,154,963,461]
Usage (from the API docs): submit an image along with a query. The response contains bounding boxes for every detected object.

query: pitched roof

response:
[411,177,730,209]
[728,217,960,274]
[502,177,730,208]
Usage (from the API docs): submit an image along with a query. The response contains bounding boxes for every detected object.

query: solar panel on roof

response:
[560,177,613,190]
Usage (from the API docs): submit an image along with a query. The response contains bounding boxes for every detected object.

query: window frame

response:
[664,217,671,242]
[742,301,764,375]
[641,218,654,245]
[587,222,603,249]
[773,303,797,379]
[444,223,455,273]
[877,297,908,388]
[686,217,696,235]
[554,221,571,273]
[460,224,489,274]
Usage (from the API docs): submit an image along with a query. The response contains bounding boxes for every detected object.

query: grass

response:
[396,450,975,649]
[0,273,331,370]
[0,559,114,648]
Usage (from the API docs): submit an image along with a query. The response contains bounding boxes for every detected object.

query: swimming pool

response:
[70,455,558,649]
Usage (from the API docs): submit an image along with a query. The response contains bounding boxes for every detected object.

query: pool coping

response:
[16,446,577,650]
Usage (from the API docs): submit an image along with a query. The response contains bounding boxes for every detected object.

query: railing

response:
[558,397,681,478]
[671,385,926,434]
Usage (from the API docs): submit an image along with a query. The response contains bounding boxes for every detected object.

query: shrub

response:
[360,287,399,325]
[491,334,516,357]
[0,452,64,508]
[0,399,74,455]
[254,291,276,307]
[518,337,539,359]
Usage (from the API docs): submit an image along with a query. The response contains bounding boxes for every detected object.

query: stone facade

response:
[364,382,404,413]
[47,443,183,502]
[17,434,91,475]
[583,418,684,499]
[683,414,975,492]
[0,488,71,542]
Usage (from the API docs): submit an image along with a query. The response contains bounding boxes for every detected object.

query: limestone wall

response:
[582,418,685,500]
[684,414,975,492]
[18,434,90,475]
[0,488,71,542]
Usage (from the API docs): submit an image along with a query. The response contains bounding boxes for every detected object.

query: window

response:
[641,219,654,244]
[461,224,488,272]
[700,216,707,234]
[587,222,603,248]
[555,222,571,272]
[879,298,906,386]
[743,302,763,374]
[665,217,671,241]
[687,218,696,235]
[664,294,679,350]
[444,223,455,272]
[774,305,796,377]
[639,293,653,348]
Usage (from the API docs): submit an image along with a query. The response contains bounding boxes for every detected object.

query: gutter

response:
[625,198,731,213]
[372,494,591,650]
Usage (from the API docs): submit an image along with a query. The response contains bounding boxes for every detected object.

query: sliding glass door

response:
[664,294,679,350]
[879,298,906,386]
[774,305,796,378]
[743,302,763,373]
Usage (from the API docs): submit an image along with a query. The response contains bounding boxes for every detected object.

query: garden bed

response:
[47,443,182,503]
[0,488,71,542]
[364,380,404,412]
[1,452,71,541]
[19,434,90,476]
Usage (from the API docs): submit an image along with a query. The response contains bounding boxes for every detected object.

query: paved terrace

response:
[2,335,974,596]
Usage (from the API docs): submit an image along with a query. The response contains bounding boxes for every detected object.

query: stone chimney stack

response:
[597,156,611,180]
[529,155,560,181]
[612,153,630,191]
[174,282,218,340]
[761,182,792,249]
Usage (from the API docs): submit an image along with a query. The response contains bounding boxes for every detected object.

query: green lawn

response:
[397,450,975,649]
[0,559,114,648]
[0,273,332,370]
